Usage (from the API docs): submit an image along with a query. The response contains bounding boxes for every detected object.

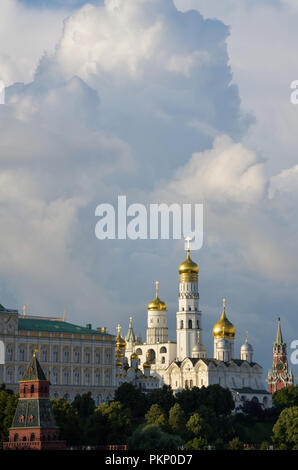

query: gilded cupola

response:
[212,298,236,339]
[179,249,199,282]
[147,281,167,311]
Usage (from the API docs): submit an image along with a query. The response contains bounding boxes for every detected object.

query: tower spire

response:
[275,317,284,345]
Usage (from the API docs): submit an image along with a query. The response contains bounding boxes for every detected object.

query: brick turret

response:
[3,351,66,450]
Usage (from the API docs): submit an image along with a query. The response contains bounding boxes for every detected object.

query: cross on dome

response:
[185,236,192,252]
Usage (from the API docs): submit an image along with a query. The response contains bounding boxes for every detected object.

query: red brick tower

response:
[266,318,294,394]
[3,351,66,450]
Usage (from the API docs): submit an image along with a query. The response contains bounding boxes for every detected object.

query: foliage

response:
[127,424,183,450]
[273,386,298,411]
[145,404,168,430]
[51,398,84,445]
[227,437,243,450]
[185,436,208,450]
[0,387,18,446]
[168,403,186,437]
[186,412,205,439]
[114,382,148,418]
[272,406,298,450]
[176,385,234,416]
[72,392,95,422]
[147,385,176,414]
[94,401,132,444]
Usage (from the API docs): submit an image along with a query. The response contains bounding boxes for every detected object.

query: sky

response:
[0,0,297,381]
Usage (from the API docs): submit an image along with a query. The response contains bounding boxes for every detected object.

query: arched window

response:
[30,433,35,441]
[135,348,142,356]
[30,384,34,394]
[74,349,80,364]
[85,370,91,385]
[53,369,58,385]
[95,370,101,385]
[14,434,19,442]
[53,348,58,363]
[147,349,156,364]
[95,350,101,364]
[19,346,25,361]
[6,367,13,383]
[74,370,80,385]
[185,380,189,389]
[180,320,183,329]
[189,380,193,389]
[7,345,13,361]
[188,319,192,329]
[160,346,167,354]
[161,357,165,364]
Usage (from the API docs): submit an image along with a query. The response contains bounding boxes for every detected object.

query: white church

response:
[120,242,272,410]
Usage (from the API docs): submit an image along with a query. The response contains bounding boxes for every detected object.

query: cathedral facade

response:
[124,246,272,410]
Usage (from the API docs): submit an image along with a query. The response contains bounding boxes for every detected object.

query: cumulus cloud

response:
[158,135,266,204]
[0,0,68,86]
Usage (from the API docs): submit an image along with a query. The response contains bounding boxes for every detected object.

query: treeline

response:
[0,383,298,449]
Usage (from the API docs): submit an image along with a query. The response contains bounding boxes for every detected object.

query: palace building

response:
[0,306,116,404]
[123,244,273,410]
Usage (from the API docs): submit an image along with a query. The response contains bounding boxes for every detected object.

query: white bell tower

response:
[176,239,201,361]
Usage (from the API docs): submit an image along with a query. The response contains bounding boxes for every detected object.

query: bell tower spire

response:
[176,238,201,361]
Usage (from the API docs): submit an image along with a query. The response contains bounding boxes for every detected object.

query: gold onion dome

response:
[212,298,236,339]
[116,324,126,349]
[147,281,167,311]
[131,352,138,360]
[179,248,199,282]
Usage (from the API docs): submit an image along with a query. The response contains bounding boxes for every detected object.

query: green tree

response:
[186,436,208,450]
[272,406,298,450]
[273,386,298,411]
[127,424,183,450]
[84,408,108,445]
[114,382,148,418]
[147,385,176,414]
[227,437,243,450]
[168,403,186,437]
[145,404,168,430]
[186,412,204,438]
[72,392,95,422]
[51,398,84,445]
[205,385,234,416]
[96,401,132,444]
[0,388,18,446]
[176,387,203,415]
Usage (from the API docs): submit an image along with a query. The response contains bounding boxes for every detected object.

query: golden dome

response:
[131,352,138,360]
[147,281,167,311]
[212,298,236,339]
[116,324,126,350]
[179,249,199,282]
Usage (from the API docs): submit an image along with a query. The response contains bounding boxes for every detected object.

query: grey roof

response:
[172,358,261,369]
[232,387,270,395]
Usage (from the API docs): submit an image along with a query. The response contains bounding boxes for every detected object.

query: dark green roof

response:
[18,318,110,336]
[11,399,58,429]
[0,304,5,311]
[22,355,47,382]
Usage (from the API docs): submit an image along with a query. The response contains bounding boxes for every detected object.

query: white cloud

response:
[0,0,68,86]
[158,135,266,204]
